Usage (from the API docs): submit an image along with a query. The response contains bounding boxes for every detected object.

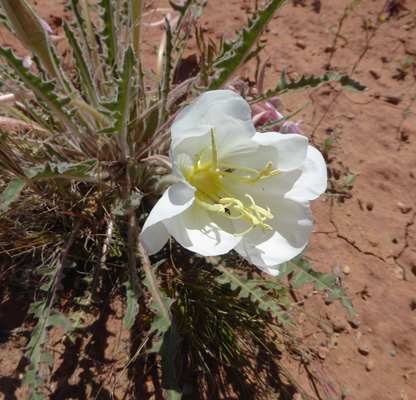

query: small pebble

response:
[397,202,412,214]
[400,129,410,142]
[319,321,334,335]
[358,344,371,355]
[295,40,306,49]
[366,202,374,211]
[318,346,329,360]
[390,350,397,357]
[369,70,380,80]
[349,316,361,328]
[332,320,347,332]
[292,329,304,340]
[342,265,351,275]
[366,359,375,371]
[410,298,416,310]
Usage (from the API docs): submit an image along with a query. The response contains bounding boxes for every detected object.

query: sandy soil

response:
[0,0,415,399]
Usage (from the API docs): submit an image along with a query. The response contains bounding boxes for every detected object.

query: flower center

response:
[186,129,281,236]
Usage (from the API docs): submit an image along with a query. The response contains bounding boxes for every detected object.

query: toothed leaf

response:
[211,257,294,326]
[208,0,288,90]
[279,253,356,317]
[62,20,99,107]
[251,68,367,105]
[141,250,181,396]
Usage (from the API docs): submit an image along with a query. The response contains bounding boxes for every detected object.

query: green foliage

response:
[212,257,294,326]
[279,253,356,317]
[172,255,309,399]
[96,0,118,68]
[141,250,181,397]
[250,68,367,105]
[208,0,288,90]
[23,259,73,399]
[62,20,99,107]
[0,46,76,131]
[0,177,25,211]
[124,257,142,329]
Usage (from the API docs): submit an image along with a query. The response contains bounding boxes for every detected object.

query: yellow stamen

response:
[210,128,218,172]
[243,162,281,186]
[186,129,280,237]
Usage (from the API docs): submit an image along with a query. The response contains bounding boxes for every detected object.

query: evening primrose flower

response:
[140,90,327,275]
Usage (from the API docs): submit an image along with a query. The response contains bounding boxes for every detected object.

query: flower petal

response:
[233,198,313,268]
[234,240,281,276]
[171,90,255,145]
[170,124,213,157]
[284,146,327,202]
[163,204,242,256]
[140,182,195,254]
[252,132,309,171]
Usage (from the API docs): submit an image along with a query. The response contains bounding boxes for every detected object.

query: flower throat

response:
[186,129,281,236]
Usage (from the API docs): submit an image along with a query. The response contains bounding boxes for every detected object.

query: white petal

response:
[214,118,258,165]
[234,241,281,276]
[140,182,195,254]
[252,132,309,171]
[164,204,242,256]
[171,90,255,145]
[224,145,326,204]
[284,146,327,202]
[233,198,313,268]
[170,124,213,155]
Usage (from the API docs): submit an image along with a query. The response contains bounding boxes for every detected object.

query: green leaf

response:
[141,250,181,395]
[47,310,72,330]
[0,46,78,134]
[251,69,367,105]
[211,257,294,326]
[157,20,174,130]
[344,173,357,185]
[97,0,118,68]
[0,177,25,211]
[62,20,99,107]
[23,255,74,393]
[99,46,136,155]
[208,0,288,90]
[279,253,356,316]
[39,349,53,366]
[29,301,46,318]
[65,0,93,65]
[35,267,62,276]
[24,160,101,182]
[113,191,143,216]
[124,258,142,330]
[29,391,47,400]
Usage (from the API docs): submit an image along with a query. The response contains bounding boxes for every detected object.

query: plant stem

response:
[130,0,143,59]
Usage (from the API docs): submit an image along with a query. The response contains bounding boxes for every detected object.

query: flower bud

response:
[0,0,60,81]
[0,0,49,54]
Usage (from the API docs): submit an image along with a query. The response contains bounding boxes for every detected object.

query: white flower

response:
[140,90,327,275]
